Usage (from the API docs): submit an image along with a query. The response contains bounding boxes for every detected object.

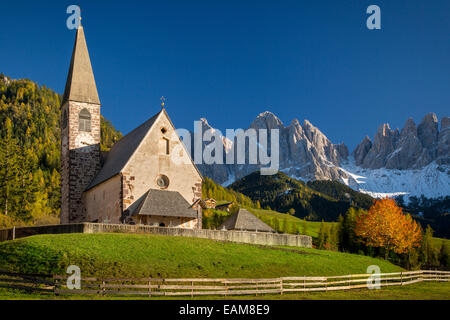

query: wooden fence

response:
[0,270,449,297]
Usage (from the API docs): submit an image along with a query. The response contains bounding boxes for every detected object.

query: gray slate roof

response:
[63,23,101,105]
[131,189,198,218]
[219,209,275,233]
[86,110,161,190]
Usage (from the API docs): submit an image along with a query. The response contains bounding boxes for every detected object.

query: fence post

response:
[280,278,283,295]
[53,276,58,296]
[191,281,194,298]
[400,272,403,285]
[225,280,228,297]
[148,279,152,297]
[12,226,15,240]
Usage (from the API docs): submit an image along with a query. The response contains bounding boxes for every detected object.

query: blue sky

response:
[1,0,449,149]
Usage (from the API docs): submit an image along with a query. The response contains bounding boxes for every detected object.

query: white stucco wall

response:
[122,111,203,211]
[83,174,122,223]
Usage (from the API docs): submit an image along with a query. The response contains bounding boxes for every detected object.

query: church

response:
[60,21,203,229]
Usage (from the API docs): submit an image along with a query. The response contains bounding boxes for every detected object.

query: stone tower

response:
[60,21,101,224]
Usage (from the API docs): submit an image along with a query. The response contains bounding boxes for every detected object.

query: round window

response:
[156,175,170,189]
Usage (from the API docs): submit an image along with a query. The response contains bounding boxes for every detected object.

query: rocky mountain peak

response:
[290,118,301,127]
[353,136,372,166]
[377,123,393,136]
[352,113,448,170]
[441,117,450,131]
[437,116,450,165]
[250,111,284,130]
[417,112,439,147]
[360,123,399,169]
[196,112,350,184]
[194,110,447,200]
[301,119,327,143]
[401,118,417,137]
[199,117,215,132]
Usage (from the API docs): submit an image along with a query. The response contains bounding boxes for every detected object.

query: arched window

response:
[159,137,170,155]
[79,109,91,132]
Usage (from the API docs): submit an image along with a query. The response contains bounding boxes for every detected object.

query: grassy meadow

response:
[0,233,402,278]
[0,282,448,300]
[249,208,336,238]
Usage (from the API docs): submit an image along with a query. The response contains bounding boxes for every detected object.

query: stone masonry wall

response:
[61,101,101,224]
[0,223,312,248]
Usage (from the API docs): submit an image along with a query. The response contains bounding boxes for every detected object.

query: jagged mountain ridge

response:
[353,113,449,169]
[194,111,449,199]
[195,111,349,185]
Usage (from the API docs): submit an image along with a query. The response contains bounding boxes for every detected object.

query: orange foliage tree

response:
[355,197,422,259]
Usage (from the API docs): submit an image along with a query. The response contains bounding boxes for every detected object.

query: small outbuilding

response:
[215,202,234,212]
[219,209,275,233]
[123,189,200,228]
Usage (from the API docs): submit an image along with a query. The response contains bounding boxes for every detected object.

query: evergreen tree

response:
[0,77,122,225]
[0,120,37,221]
[439,242,449,270]
[420,225,435,267]
[326,224,339,251]
[339,207,364,253]
[0,119,18,216]
[318,220,326,249]
[272,217,280,233]
[302,218,308,235]
[282,215,289,233]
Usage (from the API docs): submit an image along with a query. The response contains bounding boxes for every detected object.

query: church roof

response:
[86,108,202,191]
[86,110,162,190]
[219,209,275,233]
[62,22,100,105]
[131,189,199,218]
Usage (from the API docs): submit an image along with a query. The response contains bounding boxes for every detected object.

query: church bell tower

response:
[61,19,101,224]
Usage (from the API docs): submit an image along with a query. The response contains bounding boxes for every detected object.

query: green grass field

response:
[249,208,336,238]
[0,233,402,278]
[0,282,448,300]
[1,233,448,300]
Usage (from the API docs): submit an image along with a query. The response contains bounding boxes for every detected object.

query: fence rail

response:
[0,270,449,297]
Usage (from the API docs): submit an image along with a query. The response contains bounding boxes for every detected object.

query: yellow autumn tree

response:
[355,197,422,259]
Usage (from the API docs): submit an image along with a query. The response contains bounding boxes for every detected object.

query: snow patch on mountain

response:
[339,160,450,200]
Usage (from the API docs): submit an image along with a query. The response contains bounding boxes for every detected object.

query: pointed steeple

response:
[62,20,100,105]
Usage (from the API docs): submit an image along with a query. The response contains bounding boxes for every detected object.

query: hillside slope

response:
[306,180,374,209]
[230,171,364,221]
[0,75,122,226]
[0,234,402,278]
